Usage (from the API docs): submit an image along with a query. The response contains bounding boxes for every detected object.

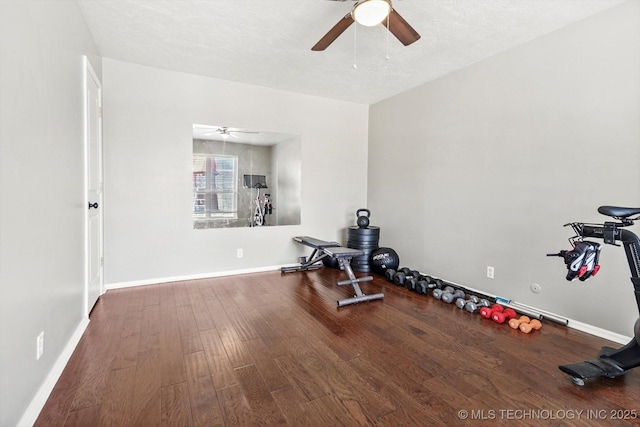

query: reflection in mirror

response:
[192,125,301,229]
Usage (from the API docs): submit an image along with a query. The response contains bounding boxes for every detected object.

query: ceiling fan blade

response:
[233,130,260,134]
[383,9,421,46]
[311,14,354,51]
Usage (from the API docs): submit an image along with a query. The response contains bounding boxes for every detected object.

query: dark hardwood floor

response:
[36,269,640,426]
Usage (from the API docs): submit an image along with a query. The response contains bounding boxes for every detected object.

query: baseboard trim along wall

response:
[18,317,90,427]
[104,264,297,291]
[566,320,632,346]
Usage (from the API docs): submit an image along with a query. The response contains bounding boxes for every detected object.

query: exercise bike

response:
[548,205,640,386]
[253,187,272,227]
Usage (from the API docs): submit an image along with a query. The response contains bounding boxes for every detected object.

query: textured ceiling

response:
[78,0,626,105]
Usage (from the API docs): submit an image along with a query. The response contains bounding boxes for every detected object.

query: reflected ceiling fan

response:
[312,0,420,51]
[196,126,259,138]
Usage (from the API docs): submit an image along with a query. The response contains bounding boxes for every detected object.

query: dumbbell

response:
[432,278,445,290]
[416,278,435,295]
[406,277,418,291]
[455,295,480,309]
[508,315,531,329]
[393,272,407,286]
[519,319,542,333]
[416,281,427,294]
[464,298,491,313]
[442,289,465,304]
[432,288,445,300]
[398,267,412,275]
[480,304,503,319]
[393,267,419,287]
[385,269,396,282]
[432,288,456,300]
[492,308,516,323]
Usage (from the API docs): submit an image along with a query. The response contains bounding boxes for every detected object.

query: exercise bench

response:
[281,236,384,307]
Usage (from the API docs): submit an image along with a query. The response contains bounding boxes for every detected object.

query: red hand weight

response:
[492,308,516,323]
[480,304,503,319]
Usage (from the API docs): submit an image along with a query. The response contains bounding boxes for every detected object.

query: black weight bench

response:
[281,236,384,307]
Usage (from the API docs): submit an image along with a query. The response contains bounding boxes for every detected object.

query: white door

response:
[84,57,103,317]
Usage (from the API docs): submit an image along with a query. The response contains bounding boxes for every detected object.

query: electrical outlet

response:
[486,266,495,279]
[237,249,243,258]
[36,331,44,360]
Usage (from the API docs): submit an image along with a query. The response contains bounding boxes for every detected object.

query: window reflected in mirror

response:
[192,125,301,229]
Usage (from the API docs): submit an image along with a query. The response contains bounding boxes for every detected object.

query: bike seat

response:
[598,206,640,219]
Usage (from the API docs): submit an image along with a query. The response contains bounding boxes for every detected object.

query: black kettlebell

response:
[356,208,370,229]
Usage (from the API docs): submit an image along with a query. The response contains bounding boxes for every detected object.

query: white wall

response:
[103,59,368,285]
[0,1,101,425]
[368,0,640,336]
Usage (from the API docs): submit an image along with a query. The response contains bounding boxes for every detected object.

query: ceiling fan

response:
[312,0,420,51]
[195,126,259,138]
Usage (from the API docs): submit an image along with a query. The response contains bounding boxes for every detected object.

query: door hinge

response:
[101,256,104,267]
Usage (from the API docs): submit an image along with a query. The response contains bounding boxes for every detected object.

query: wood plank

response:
[159,303,186,387]
[274,354,328,401]
[243,338,290,392]
[173,281,193,307]
[192,298,216,331]
[110,332,140,370]
[234,364,288,425]
[139,304,161,353]
[217,384,256,426]
[68,315,124,410]
[34,345,89,426]
[142,284,161,306]
[302,393,366,427]
[160,382,193,426]
[184,351,225,426]
[218,323,254,368]
[176,304,204,354]
[63,404,100,426]
[349,355,446,426]
[271,386,310,427]
[96,365,136,425]
[130,350,162,427]
[222,305,260,342]
[199,328,238,390]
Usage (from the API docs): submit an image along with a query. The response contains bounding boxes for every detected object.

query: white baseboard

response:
[566,320,632,345]
[18,317,90,427]
[105,264,290,290]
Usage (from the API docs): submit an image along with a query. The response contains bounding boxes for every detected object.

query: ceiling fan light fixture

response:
[352,0,391,27]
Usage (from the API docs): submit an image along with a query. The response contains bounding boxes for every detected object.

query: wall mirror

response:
[192,124,301,229]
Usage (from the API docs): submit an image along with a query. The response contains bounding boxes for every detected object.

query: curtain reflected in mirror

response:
[193,125,301,229]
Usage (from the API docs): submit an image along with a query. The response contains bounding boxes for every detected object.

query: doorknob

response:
[88,202,99,209]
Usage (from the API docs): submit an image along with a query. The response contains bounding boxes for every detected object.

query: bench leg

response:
[281,249,327,273]
[335,258,384,307]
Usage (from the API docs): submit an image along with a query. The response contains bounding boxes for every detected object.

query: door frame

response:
[83,56,104,317]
